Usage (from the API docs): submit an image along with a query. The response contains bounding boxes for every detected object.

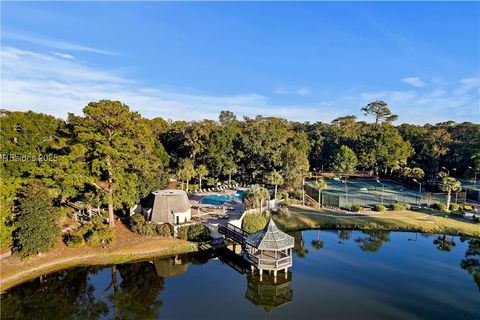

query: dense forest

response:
[1,99,479,249]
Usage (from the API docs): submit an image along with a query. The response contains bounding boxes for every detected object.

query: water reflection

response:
[354,230,391,252]
[1,231,479,319]
[337,230,352,243]
[292,231,309,258]
[433,235,456,252]
[460,238,480,291]
[1,267,108,320]
[311,230,324,250]
[113,262,164,319]
[245,272,293,313]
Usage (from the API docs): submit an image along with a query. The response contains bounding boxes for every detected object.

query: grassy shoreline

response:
[274,205,480,239]
[0,236,198,292]
[2,205,478,292]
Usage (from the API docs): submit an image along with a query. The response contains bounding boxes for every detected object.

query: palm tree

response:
[440,177,462,211]
[410,167,425,180]
[314,179,327,208]
[177,158,196,191]
[269,170,284,200]
[250,185,270,214]
[196,165,209,190]
[223,160,237,186]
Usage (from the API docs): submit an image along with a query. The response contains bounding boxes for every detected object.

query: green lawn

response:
[273,205,480,239]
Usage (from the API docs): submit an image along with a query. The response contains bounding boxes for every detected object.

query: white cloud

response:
[453,77,480,95]
[1,46,478,125]
[3,31,118,56]
[52,52,75,59]
[1,47,337,122]
[402,77,426,88]
[274,87,311,96]
[354,83,479,124]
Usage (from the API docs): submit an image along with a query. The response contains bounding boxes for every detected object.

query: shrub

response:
[86,228,115,247]
[242,213,267,233]
[461,204,473,211]
[155,224,172,237]
[351,204,363,212]
[373,204,386,212]
[390,203,405,211]
[403,203,411,210]
[178,226,189,240]
[130,213,156,235]
[431,203,447,211]
[449,203,460,212]
[64,233,85,248]
[177,224,210,241]
[187,224,210,241]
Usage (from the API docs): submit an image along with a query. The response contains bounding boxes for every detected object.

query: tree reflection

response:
[433,235,456,252]
[291,231,309,258]
[460,238,480,291]
[112,261,165,320]
[337,230,352,243]
[354,230,391,252]
[311,230,324,250]
[0,267,108,319]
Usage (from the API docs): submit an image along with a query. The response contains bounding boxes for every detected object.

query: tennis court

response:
[305,178,466,210]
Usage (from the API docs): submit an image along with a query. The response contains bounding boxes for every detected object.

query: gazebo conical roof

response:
[245,219,294,250]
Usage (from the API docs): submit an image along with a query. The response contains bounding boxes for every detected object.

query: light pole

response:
[342,179,348,200]
[302,176,305,206]
[468,166,477,189]
[376,179,385,205]
[441,166,450,176]
[413,179,422,205]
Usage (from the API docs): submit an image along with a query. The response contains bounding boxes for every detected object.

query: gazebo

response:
[245,219,294,278]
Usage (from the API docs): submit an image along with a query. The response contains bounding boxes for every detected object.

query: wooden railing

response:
[218,223,249,245]
[246,254,292,270]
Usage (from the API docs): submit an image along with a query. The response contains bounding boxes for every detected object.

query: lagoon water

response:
[1,230,479,320]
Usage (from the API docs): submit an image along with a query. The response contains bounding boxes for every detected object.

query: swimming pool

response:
[200,190,246,205]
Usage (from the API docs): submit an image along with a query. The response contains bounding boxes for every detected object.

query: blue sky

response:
[1,2,479,124]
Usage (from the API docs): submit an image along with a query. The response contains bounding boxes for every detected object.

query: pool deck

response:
[188,188,247,226]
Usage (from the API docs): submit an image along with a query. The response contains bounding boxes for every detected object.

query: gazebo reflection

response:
[153,255,189,278]
[245,272,293,313]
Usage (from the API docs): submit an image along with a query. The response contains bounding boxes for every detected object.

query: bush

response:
[449,203,460,212]
[130,213,156,235]
[178,225,189,240]
[390,203,405,211]
[461,204,473,211]
[373,204,386,212]
[86,228,115,247]
[351,204,363,212]
[403,203,411,210]
[431,203,447,211]
[187,224,210,241]
[177,224,210,241]
[64,233,85,248]
[242,213,267,233]
[155,224,172,237]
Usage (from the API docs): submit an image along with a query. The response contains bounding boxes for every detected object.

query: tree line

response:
[1,100,478,253]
